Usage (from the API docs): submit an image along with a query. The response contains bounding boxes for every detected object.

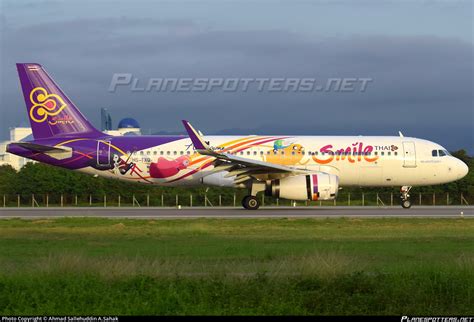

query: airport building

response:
[0,109,142,170]
[104,117,142,136]
[0,127,34,170]
[101,107,142,136]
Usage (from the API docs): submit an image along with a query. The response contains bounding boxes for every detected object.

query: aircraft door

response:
[402,141,417,168]
[97,140,111,166]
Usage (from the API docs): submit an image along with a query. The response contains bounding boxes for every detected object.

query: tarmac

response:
[0,206,472,219]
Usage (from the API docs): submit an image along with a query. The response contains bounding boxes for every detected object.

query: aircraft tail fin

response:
[16,63,103,139]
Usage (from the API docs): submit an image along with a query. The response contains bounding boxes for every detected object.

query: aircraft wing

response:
[9,142,73,160]
[182,120,309,183]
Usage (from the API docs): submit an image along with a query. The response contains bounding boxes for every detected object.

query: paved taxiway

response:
[0,206,472,219]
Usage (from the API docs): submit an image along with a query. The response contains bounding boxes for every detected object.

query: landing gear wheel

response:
[400,186,412,209]
[242,195,260,210]
[401,199,412,209]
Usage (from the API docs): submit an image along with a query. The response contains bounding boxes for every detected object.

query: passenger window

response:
[267,151,270,155]
[173,151,177,155]
[374,152,378,156]
[292,151,295,155]
[240,151,244,155]
[160,151,164,155]
[153,151,157,155]
[281,151,284,155]
[260,151,264,155]
[147,151,150,155]
[166,151,170,155]
[388,152,391,156]
[253,151,257,155]
[140,151,144,155]
[432,150,438,157]
[247,151,250,155]
[186,151,190,155]
[381,152,384,156]
[180,151,184,155]
[394,152,398,156]
[438,150,446,157]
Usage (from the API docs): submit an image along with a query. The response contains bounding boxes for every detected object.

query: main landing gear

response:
[242,181,265,210]
[242,195,260,210]
[400,186,412,209]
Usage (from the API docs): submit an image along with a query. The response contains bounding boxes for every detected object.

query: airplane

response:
[6,63,469,210]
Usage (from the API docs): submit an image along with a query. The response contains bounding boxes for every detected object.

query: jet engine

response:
[265,173,339,201]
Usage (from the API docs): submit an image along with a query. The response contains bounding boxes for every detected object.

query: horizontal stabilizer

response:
[9,142,73,160]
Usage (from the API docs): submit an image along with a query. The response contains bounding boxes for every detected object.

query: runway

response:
[0,206,472,219]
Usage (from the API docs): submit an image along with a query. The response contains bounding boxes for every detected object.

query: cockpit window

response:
[432,149,450,157]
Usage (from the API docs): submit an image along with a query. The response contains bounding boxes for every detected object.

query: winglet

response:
[182,120,210,151]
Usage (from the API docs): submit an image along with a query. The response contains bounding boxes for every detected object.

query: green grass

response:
[0,217,473,315]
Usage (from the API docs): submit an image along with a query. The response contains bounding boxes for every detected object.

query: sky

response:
[0,0,473,152]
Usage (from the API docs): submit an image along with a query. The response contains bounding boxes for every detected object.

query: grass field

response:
[0,217,473,315]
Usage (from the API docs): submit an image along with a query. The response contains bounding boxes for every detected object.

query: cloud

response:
[1,17,472,152]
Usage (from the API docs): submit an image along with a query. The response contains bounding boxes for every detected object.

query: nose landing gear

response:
[400,186,412,209]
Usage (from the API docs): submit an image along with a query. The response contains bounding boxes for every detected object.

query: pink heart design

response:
[44,100,55,110]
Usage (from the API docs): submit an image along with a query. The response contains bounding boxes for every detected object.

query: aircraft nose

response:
[456,159,469,179]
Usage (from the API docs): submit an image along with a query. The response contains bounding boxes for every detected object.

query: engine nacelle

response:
[265,173,339,201]
[201,171,237,187]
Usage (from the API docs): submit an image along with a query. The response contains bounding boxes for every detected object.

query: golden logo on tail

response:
[29,87,67,123]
